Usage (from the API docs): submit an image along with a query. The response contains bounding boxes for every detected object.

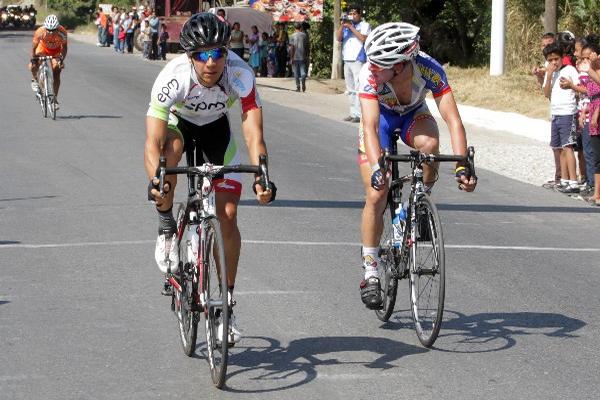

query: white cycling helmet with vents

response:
[365,22,420,68]
[44,14,59,30]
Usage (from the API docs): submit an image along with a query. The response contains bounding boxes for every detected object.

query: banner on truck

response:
[249,0,323,22]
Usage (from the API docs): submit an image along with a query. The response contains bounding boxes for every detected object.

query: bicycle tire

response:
[375,194,399,322]
[408,194,445,347]
[202,218,229,388]
[38,68,47,118]
[174,203,198,356]
[45,63,55,120]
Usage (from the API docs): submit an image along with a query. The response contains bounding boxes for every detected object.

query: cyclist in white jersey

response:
[357,22,477,309]
[144,13,276,343]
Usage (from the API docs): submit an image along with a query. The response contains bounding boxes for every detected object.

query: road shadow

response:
[0,241,21,245]
[256,83,297,92]
[0,195,57,202]
[56,115,122,120]
[0,31,33,39]
[437,203,600,214]
[210,335,427,393]
[381,309,585,353]
[239,199,364,209]
[0,300,10,306]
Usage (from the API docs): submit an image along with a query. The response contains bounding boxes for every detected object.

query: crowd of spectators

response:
[92,6,310,85]
[94,4,167,60]
[533,31,600,206]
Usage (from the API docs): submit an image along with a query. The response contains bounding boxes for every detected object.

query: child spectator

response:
[578,46,600,205]
[142,19,151,59]
[246,25,260,75]
[159,23,169,60]
[542,43,581,193]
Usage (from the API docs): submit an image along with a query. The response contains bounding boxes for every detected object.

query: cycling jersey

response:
[357,51,450,163]
[358,51,451,115]
[147,51,261,126]
[33,26,67,57]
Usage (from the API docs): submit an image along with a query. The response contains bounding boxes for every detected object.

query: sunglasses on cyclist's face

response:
[191,47,227,63]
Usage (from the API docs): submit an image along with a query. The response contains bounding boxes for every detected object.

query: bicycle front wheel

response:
[202,218,229,388]
[174,203,198,356]
[409,194,445,347]
[45,65,55,120]
[375,194,399,322]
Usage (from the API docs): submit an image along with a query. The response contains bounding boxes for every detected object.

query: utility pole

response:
[544,0,557,33]
[331,0,342,79]
[489,0,505,76]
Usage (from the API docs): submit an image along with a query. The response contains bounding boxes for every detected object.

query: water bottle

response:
[187,225,199,264]
[392,202,407,248]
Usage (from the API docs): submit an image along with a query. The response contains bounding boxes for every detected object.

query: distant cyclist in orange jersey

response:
[29,15,68,104]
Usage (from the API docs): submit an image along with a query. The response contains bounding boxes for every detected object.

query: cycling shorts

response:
[168,112,242,196]
[358,102,436,164]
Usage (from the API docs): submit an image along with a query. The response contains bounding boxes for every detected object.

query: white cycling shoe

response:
[31,80,39,92]
[217,312,242,346]
[155,233,179,273]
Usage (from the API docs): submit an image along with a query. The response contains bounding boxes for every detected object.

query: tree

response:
[331,0,342,79]
[544,0,557,33]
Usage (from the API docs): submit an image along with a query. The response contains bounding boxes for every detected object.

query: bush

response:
[309,16,333,78]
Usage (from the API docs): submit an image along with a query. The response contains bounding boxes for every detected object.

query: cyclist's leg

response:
[215,191,241,287]
[357,107,401,308]
[50,58,62,99]
[401,103,439,189]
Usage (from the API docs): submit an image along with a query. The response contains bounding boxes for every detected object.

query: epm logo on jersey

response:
[418,64,445,91]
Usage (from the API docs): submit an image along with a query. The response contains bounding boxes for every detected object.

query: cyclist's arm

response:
[241,107,267,166]
[144,115,169,180]
[435,91,468,156]
[31,36,39,59]
[240,107,272,204]
[360,96,382,169]
[61,29,68,59]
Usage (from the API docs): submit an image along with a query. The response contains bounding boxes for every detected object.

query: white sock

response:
[568,180,578,188]
[362,246,379,279]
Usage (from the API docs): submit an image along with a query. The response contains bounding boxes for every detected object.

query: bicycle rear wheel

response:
[202,218,229,388]
[174,203,198,356]
[408,194,445,347]
[375,195,399,322]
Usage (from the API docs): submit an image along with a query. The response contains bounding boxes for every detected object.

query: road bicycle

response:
[33,56,58,120]
[156,151,270,389]
[374,132,476,348]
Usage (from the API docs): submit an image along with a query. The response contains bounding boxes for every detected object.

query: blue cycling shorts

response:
[358,102,437,164]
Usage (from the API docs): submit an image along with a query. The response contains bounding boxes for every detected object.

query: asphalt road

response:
[1,30,599,400]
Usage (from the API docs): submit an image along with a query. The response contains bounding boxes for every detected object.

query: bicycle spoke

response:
[409,195,445,348]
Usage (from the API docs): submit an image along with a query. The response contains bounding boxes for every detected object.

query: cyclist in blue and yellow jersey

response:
[357,22,477,310]
[144,13,276,344]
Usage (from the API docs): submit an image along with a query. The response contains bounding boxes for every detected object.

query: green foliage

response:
[48,0,96,28]
[309,0,333,78]
[559,0,600,35]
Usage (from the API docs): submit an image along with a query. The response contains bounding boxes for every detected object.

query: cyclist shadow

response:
[211,335,428,393]
[56,115,123,120]
[382,309,585,353]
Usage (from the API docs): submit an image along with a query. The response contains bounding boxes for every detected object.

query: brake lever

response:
[158,156,166,197]
[467,146,477,180]
[258,154,269,187]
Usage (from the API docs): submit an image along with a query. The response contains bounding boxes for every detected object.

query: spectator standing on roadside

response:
[574,41,596,192]
[533,33,563,188]
[259,32,269,77]
[578,48,600,205]
[159,23,169,60]
[123,12,133,53]
[337,5,370,123]
[246,25,260,75]
[97,7,109,47]
[149,11,160,60]
[289,22,309,92]
[267,34,277,77]
[542,43,580,193]
[275,22,289,77]
[112,8,122,52]
[229,22,245,59]
[141,18,151,59]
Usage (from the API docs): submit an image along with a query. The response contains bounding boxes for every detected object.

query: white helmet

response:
[44,14,59,30]
[365,22,420,68]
